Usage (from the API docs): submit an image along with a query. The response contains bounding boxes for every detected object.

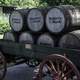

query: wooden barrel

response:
[27,8,44,32]
[45,5,80,34]
[3,32,15,41]
[9,9,29,32]
[59,30,80,49]
[37,33,54,47]
[19,32,33,44]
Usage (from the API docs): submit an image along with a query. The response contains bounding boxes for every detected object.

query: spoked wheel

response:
[0,51,7,80]
[34,54,80,80]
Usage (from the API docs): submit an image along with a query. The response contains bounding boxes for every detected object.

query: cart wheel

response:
[0,51,7,80]
[33,54,80,80]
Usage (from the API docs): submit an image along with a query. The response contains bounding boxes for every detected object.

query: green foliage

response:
[0,14,10,34]
[0,22,10,34]
[0,0,80,7]
[39,0,80,6]
[0,0,48,8]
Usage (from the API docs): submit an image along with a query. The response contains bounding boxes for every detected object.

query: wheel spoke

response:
[48,60,57,73]
[0,52,7,80]
[60,61,67,77]
[0,57,3,64]
[56,59,60,73]
[62,61,66,72]
[46,64,52,73]
[45,65,59,80]
[62,68,73,79]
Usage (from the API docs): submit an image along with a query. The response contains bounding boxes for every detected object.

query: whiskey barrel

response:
[59,30,80,49]
[9,9,29,32]
[45,5,80,34]
[19,32,33,44]
[3,32,15,41]
[37,33,54,47]
[27,8,44,32]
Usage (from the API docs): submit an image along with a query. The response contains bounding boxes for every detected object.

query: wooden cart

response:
[0,40,80,80]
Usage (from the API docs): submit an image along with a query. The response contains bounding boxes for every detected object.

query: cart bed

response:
[0,40,80,69]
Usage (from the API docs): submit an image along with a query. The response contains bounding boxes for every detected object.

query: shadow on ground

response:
[4,63,34,80]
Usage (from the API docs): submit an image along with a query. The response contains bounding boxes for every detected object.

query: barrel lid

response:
[46,7,65,33]
[60,5,77,26]
[37,34,54,47]
[59,32,80,48]
[70,30,80,40]
[3,32,15,41]
[27,8,44,32]
[9,10,23,32]
[19,32,33,44]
